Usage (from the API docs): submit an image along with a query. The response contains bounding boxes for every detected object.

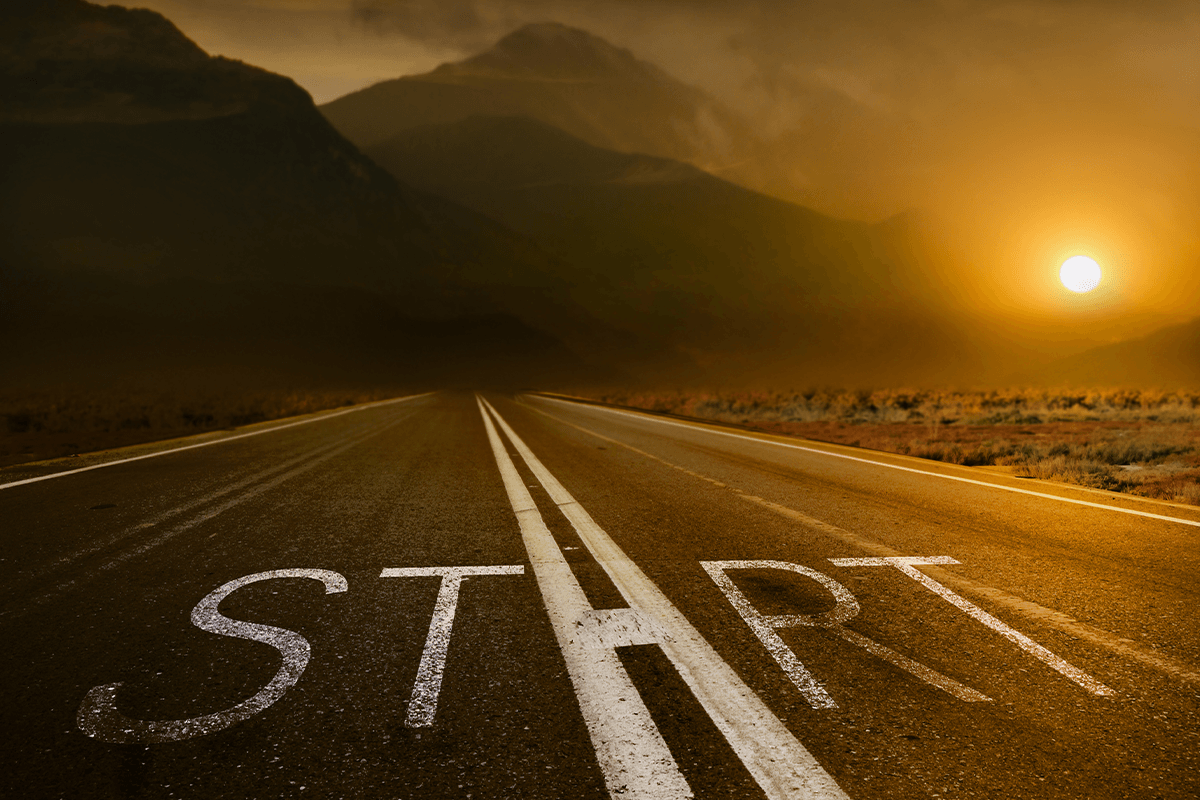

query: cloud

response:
[348,0,549,50]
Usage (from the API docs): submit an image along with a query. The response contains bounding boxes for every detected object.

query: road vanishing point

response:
[1,391,1197,799]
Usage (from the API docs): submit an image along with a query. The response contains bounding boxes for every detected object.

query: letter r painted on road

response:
[380,565,524,727]
[702,560,851,709]
[703,560,991,707]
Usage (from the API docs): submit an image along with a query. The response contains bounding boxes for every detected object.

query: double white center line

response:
[477,395,848,800]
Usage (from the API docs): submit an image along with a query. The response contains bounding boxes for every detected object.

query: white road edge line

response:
[3,414,408,621]
[10,442,334,593]
[27,408,413,586]
[476,397,692,800]
[0,393,432,491]
[482,396,850,800]
[533,395,1200,529]
[524,400,1200,689]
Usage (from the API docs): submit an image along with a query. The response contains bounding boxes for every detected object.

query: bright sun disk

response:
[1060,255,1101,293]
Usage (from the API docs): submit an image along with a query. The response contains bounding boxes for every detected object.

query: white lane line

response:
[0,393,431,491]
[7,435,354,597]
[476,397,692,800]
[380,566,525,728]
[78,569,347,743]
[482,397,850,800]
[830,557,1115,696]
[703,560,991,704]
[532,395,1200,529]
[523,403,1200,689]
[575,608,668,650]
[3,415,404,621]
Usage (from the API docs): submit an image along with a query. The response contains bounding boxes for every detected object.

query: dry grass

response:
[583,388,1200,506]
[0,386,401,468]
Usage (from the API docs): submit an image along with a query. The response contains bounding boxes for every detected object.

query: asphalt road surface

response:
[1,390,1198,799]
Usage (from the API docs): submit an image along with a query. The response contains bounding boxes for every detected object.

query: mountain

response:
[0,0,612,388]
[0,0,559,302]
[317,23,1023,385]
[319,22,917,217]
[0,269,589,390]
[362,114,995,385]
[319,22,756,176]
[1023,317,1200,389]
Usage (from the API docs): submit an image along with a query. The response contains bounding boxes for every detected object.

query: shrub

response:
[582,386,1200,506]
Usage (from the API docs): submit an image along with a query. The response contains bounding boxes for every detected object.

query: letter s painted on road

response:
[77,568,346,744]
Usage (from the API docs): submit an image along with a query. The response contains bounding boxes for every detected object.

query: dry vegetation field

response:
[0,387,401,468]
[584,388,1200,506]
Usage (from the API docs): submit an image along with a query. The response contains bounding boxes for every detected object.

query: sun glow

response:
[1060,255,1102,293]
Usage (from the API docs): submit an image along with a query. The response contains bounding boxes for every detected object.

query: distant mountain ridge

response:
[364,114,997,384]
[1025,317,1200,389]
[3,0,259,124]
[1,0,553,295]
[7,4,1192,389]
[328,21,1200,388]
[320,22,754,175]
[442,22,675,84]
[320,20,916,218]
[0,0,611,388]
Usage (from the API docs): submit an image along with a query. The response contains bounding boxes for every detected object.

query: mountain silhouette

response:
[8,4,1190,390]
[364,114,995,385]
[1,1,613,388]
[320,22,755,177]
[321,21,911,215]
[1020,317,1200,388]
[1,1,564,299]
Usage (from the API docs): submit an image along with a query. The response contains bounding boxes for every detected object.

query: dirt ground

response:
[582,388,1200,506]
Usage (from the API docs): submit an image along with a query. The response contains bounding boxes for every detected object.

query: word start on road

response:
[76,556,1110,744]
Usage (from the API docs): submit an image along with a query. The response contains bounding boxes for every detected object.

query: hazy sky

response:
[132,1,1200,332]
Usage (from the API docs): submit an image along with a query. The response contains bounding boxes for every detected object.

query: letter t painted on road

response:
[380,565,525,727]
[828,557,1113,696]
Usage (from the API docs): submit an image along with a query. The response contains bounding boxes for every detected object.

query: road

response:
[1,390,1197,799]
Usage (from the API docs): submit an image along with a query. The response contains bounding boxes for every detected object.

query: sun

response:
[1060,255,1101,293]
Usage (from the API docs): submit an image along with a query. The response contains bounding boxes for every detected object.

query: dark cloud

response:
[352,0,487,47]
[349,0,555,50]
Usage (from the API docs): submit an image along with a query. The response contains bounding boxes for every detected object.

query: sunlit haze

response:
[1060,256,1102,294]
[124,0,1200,346]
[5,0,1199,392]
[4,7,1200,797]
